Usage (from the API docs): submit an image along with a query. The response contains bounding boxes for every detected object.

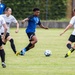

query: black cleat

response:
[65,54,68,58]
[2,63,6,68]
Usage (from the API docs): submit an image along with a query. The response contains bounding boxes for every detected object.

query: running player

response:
[16,8,48,56]
[0,15,7,68]
[60,8,75,58]
[1,7,19,54]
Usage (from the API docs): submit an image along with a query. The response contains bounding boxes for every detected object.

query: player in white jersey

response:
[60,8,75,58]
[0,16,7,68]
[1,7,19,54]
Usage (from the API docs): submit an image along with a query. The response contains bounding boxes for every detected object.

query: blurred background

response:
[2,0,74,20]
[1,0,75,28]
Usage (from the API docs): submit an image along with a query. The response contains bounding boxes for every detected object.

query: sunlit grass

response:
[0,28,75,75]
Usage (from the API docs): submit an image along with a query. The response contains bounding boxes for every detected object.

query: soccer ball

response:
[44,50,52,57]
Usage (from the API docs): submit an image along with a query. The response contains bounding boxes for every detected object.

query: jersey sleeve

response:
[28,15,33,20]
[70,17,75,25]
[11,16,17,23]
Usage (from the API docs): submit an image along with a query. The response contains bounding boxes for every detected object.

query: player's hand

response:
[60,32,64,36]
[15,29,19,33]
[21,20,25,24]
[44,27,49,29]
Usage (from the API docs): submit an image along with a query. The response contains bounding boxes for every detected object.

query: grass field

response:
[0,28,75,75]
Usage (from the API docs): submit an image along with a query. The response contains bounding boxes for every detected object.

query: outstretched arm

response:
[15,22,19,33]
[39,24,48,29]
[22,18,29,24]
[60,24,72,36]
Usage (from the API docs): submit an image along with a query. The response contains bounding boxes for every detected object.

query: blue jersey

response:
[0,3,6,15]
[26,15,41,33]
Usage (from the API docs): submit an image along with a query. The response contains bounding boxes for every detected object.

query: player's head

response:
[33,8,40,16]
[5,7,12,16]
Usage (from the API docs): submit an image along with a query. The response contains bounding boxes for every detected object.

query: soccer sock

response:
[67,44,75,53]
[67,44,71,49]
[25,43,33,51]
[0,50,5,62]
[9,39,16,54]
[71,47,75,53]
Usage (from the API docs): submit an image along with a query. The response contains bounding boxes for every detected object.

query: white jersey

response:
[0,16,6,35]
[70,16,75,35]
[1,14,17,33]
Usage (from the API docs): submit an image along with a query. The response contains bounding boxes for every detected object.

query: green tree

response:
[49,0,67,20]
[3,0,67,20]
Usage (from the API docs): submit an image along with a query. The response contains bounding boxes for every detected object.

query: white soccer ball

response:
[44,50,52,57]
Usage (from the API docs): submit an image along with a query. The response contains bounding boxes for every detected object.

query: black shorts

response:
[27,33,35,41]
[68,35,75,42]
[0,35,2,46]
[1,33,10,39]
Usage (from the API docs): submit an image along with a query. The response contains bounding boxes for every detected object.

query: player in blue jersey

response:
[0,0,6,15]
[16,8,48,56]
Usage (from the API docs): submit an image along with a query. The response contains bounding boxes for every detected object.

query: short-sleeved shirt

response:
[0,16,6,35]
[70,16,75,35]
[1,14,17,33]
[0,3,6,14]
[26,15,41,33]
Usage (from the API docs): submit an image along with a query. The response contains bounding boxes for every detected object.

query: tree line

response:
[3,0,67,20]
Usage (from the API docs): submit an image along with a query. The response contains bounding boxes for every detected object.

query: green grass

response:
[0,28,75,75]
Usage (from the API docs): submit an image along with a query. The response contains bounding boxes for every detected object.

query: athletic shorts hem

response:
[27,33,35,41]
[68,35,75,42]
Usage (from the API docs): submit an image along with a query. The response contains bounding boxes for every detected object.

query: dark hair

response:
[5,7,11,11]
[33,8,40,12]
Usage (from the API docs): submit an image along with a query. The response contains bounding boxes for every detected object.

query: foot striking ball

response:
[44,50,52,57]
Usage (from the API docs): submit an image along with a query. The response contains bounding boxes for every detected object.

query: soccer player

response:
[1,7,19,54]
[0,0,6,14]
[16,8,48,56]
[60,8,75,58]
[0,15,7,68]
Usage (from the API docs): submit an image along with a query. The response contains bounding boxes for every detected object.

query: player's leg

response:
[72,44,75,53]
[26,35,37,51]
[17,33,37,56]
[0,36,6,68]
[65,41,72,58]
[1,33,7,45]
[6,34,17,54]
[65,35,75,58]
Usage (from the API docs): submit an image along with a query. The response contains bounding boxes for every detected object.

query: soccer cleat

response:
[16,52,20,56]
[16,48,26,56]
[20,48,26,56]
[19,50,25,56]
[65,50,71,58]
[2,63,6,68]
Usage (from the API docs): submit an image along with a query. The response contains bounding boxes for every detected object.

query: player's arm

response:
[38,20,48,29]
[21,18,29,24]
[60,24,72,36]
[3,23,7,39]
[15,22,19,33]
[39,24,48,29]
[12,16,19,33]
